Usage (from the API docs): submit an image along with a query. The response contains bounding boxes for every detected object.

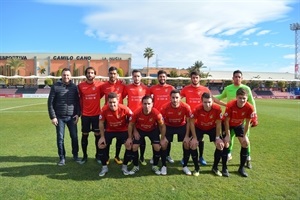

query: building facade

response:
[0,53,132,78]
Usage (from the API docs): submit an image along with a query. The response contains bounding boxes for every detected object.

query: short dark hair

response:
[157,70,167,77]
[109,66,118,72]
[132,69,141,75]
[201,92,212,100]
[236,88,247,96]
[233,70,243,76]
[85,66,96,75]
[190,71,200,77]
[170,89,180,96]
[142,95,153,103]
[108,92,118,99]
[62,68,70,73]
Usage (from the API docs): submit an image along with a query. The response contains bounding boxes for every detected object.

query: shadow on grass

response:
[0,156,188,181]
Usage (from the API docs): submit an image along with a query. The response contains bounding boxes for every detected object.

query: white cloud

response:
[37,0,295,70]
[278,64,295,73]
[284,53,300,59]
[243,28,259,36]
[264,43,294,48]
[257,30,271,36]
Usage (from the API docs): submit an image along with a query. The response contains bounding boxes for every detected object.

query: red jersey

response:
[78,80,102,116]
[160,102,192,127]
[224,100,255,127]
[150,84,175,110]
[130,107,164,132]
[124,83,150,112]
[192,103,223,131]
[99,104,132,132]
[180,84,210,111]
[100,80,125,106]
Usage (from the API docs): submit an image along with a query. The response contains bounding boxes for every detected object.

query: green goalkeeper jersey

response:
[215,84,257,112]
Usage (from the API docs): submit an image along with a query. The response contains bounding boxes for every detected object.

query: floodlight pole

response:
[290,23,300,79]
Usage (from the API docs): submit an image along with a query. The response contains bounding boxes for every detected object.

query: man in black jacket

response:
[48,68,81,166]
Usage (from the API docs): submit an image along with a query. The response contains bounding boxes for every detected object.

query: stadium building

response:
[0,53,132,84]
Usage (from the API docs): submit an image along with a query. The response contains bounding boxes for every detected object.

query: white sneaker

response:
[129,166,140,175]
[122,165,130,175]
[227,153,232,161]
[152,166,161,175]
[183,166,192,175]
[149,158,153,164]
[161,166,167,175]
[247,156,251,161]
[166,156,174,164]
[99,166,108,177]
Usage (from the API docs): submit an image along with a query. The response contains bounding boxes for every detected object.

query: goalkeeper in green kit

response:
[214,70,258,169]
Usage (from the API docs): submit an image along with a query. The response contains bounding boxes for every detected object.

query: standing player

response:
[150,70,175,163]
[97,92,133,177]
[123,69,150,165]
[78,66,102,164]
[180,71,210,165]
[128,95,166,175]
[47,68,80,166]
[190,92,229,177]
[100,66,126,165]
[214,70,258,168]
[160,89,195,175]
[223,88,255,177]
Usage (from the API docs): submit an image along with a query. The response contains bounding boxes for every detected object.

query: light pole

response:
[290,23,300,79]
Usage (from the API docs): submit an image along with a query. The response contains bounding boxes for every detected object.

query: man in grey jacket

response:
[48,68,81,166]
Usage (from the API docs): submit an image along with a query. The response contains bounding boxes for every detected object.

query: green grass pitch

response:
[0,98,299,199]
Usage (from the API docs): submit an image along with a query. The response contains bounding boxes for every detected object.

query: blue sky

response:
[0,0,299,73]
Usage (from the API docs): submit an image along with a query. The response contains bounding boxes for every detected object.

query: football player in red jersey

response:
[97,92,133,177]
[78,67,103,164]
[128,95,166,175]
[223,88,255,177]
[180,71,210,166]
[150,70,175,163]
[100,66,126,165]
[190,92,227,177]
[160,89,195,175]
[124,69,150,165]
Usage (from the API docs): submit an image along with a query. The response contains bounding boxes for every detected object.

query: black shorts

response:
[133,128,160,145]
[195,127,217,142]
[81,115,100,133]
[230,124,245,137]
[166,125,186,142]
[104,131,128,145]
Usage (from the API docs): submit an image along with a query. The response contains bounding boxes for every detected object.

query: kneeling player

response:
[190,92,225,176]
[223,88,255,177]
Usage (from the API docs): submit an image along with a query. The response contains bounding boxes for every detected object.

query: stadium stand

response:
[15,88,38,94]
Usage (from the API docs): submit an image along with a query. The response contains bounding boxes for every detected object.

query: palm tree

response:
[143,47,154,77]
[187,60,206,74]
[6,58,25,75]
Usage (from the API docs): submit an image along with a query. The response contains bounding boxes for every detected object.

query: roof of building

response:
[139,67,299,81]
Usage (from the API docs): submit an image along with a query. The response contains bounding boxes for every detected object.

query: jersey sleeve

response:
[215,86,227,100]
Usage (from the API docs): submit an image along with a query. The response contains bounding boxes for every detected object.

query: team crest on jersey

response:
[149,118,153,122]
[242,112,245,116]
[210,115,213,119]
[178,111,182,115]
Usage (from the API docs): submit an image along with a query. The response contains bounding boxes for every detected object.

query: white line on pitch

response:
[1,111,47,113]
[0,103,46,111]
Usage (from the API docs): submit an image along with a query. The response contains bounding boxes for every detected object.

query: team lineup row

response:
[47,67,258,178]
